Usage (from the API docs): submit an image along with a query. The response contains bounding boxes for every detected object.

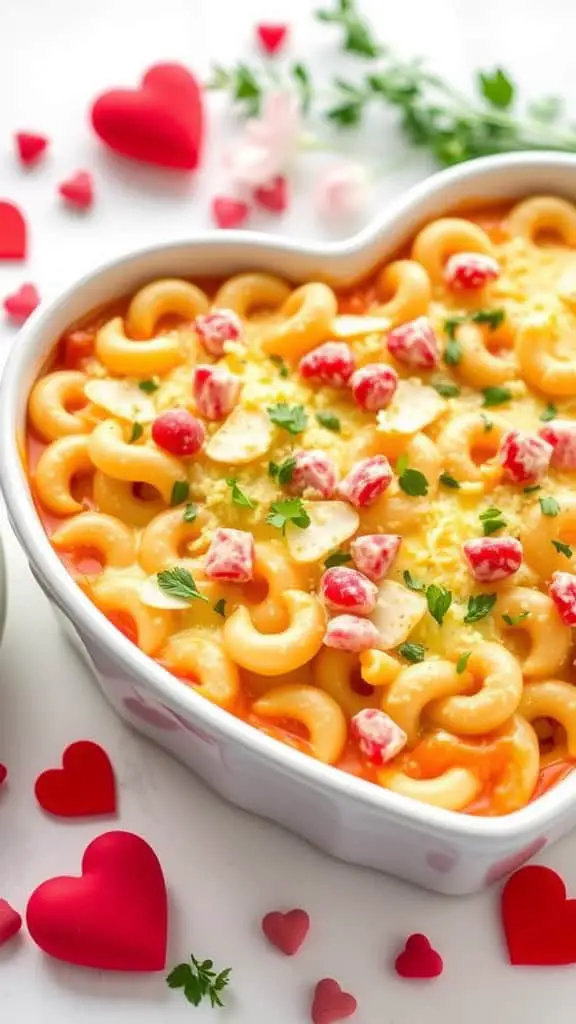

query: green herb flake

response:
[479,68,515,109]
[269,456,297,485]
[523,484,541,494]
[433,380,461,398]
[502,610,530,626]
[226,478,256,509]
[398,641,426,663]
[138,378,159,393]
[540,496,560,517]
[157,568,208,603]
[213,599,227,617]
[479,506,506,536]
[482,386,512,408]
[426,584,452,625]
[266,498,311,533]
[540,402,558,422]
[398,467,429,497]
[267,403,308,436]
[324,550,353,568]
[315,411,341,432]
[464,592,497,623]
[128,422,143,444]
[456,651,472,674]
[166,953,232,1009]
[183,503,198,523]
[444,336,462,366]
[439,472,460,489]
[552,539,573,558]
[170,480,190,507]
[270,354,289,378]
[470,308,505,329]
[480,413,494,433]
[403,569,426,592]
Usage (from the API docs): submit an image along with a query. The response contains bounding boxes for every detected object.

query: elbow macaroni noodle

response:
[24,197,576,815]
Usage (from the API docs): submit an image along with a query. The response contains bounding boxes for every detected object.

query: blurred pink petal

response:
[317,161,370,221]
[225,141,279,187]
[226,90,301,187]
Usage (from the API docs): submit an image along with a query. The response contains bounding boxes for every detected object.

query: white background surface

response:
[2,1,576,1021]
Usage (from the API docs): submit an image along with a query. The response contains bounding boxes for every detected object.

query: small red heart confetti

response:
[35,740,116,818]
[212,197,250,229]
[0,764,7,785]
[0,201,27,260]
[502,864,576,965]
[26,831,167,971]
[256,23,289,55]
[261,908,310,955]
[58,171,94,210]
[254,175,289,214]
[395,933,443,979]
[15,132,49,166]
[0,900,22,946]
[4,283,40,324]
[311,979,357,1024]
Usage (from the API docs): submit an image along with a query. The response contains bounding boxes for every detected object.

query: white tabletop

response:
[2,0,576,1020]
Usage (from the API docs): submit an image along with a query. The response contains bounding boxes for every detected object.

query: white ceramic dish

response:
[3,152,576,895]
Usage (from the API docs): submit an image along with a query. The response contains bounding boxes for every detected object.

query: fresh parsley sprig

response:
[167,954,231,1009]
[267,403,308,436]
[266,498,311,532]
[226,477,257,509]
[157,567,208,603]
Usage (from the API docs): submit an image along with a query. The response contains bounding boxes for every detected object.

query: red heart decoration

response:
[212,197,250,228]
[0,764,7,785]
[256,23,289,55]
[15,132,48,166]
[395,933,443,979]
[26,831,167,971]
[311,979,357,1024]
[254,175,289,214]
[35,740,116,817]
[91,63,203,170]
[4,283,40,324]
[58,171,94,210]
[0,900,22,946]
[501,864,576,965]
[0,201,27,260]
[261,908,310,955]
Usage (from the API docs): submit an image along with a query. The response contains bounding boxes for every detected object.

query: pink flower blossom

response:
[225,90,301,187]
[316,161,369,221]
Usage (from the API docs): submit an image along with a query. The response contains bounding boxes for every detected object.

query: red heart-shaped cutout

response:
[26,831,167,971]
[395,933,443,978]
[35,740,116,817]
[0,900,22,946]
[15,132,49,166]
[254,175,289,214]
[311,978,357,1023]
[212,197,250,228]
[261,908,310,955]
[0,201,27,260]
[256,23,288,55]
[58,171,94,210]
[91,63,203,170]
[0,764,7,785]
[4,283,40,324]
[502,865,576,965]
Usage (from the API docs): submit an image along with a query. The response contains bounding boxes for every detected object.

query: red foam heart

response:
[311,979,357,1024]
[0,900,22,946]
[35,740,116,817]
[26,831,167,971]
[256,23,289,55]
[501,864,576,965]
[91,63,203,170]
[212,197,250,229]
[0,201,27,260]
[15,132,48,165]
[395,933,443,979]
[254,175,289,213]
[262,908,310,955]
[0,764,7,785]
[58,171,94,210]
[4,283,40,324]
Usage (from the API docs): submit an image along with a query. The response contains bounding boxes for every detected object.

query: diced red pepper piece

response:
[540,420,576,471]
[386,316,440,370]
[151,409,205,457]
[463,537,523,582]
[500,429,553,485]
[350,362,398,411]
[351,708,407,765]
[299,341,355,387]
[320,566,378,615]
[337,456,393,508]
[324,614,381,653]
[204,527,254,582]
[443,252,500,290]
[288,449,338,499]
[194,308,244,357]
[192,364,241,420]
[549,571,576,625]
[351,534,401,581]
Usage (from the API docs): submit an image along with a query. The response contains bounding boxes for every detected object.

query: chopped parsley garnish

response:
[464,592,497,623]
[213,599,227,617]
[183,503,198,523]
[540,402,557,422]
[266,497,311,533]
[166,953,231,1009]
[443,309,505,367]
[226,478,256,509]
[170,480,190,506]
[426,584,452,625]
[552,539,573,558]
[157,568,208,603]
[482,385,512,408]
[268,456,297,485]
[444,335,462,366]
[502,611,530,626]
[267,403,308,435]
[128,422,143,443]
[439,472,460,489]
[270,354,289,378]
[479,506,506,536]
[480,413,493,432]
[396,454,428,496]
[138,378,159,393]
[523,484,541,494]
[540,496,560,517]
[433,380,461,398]
[470,308,505,329]
[456,651,472,673]
[398,641,426,663]
[324,550,353,568]
[315,411,341,432]
[444,316,465,340]
[403,569,426,592]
